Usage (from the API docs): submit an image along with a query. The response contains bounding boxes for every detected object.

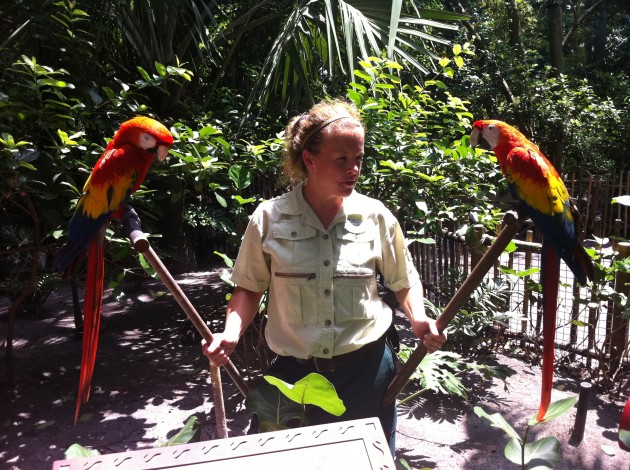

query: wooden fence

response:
[568,171,630,240]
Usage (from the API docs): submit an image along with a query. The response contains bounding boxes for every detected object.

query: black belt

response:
[292,336,385,372]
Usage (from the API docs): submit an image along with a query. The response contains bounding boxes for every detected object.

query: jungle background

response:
[2,0,630,468]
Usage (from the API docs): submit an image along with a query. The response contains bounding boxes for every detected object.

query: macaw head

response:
[111,116,174,161]
[470,119,537,153]
[470,119,507,151]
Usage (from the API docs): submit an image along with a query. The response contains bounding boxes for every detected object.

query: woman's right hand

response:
[202,332,239,367]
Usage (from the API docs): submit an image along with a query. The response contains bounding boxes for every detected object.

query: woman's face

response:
[303,125,365,199]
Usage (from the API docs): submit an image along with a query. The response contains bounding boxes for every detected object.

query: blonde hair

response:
[281,98,364,186]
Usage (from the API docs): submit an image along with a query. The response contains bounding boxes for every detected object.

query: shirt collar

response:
[281,182,365,229]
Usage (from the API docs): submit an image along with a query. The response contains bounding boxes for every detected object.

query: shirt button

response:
[324,289,331,296]
[323,348,329,354]
[323,234,329,240]
[324,260,330,266]
[291,231,297,237]
[325,319,331,326]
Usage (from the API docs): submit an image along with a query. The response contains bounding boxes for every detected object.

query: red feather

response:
[537,242,560,422]
[75,227,106,423]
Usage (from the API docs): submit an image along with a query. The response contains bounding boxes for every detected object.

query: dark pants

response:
[262,339,398,454]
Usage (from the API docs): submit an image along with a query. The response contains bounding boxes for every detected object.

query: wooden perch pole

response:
[122,212,249,399]
[382,211,523,406]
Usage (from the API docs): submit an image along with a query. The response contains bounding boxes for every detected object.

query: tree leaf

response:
[523,436,562,469]
[264,373,346,416]
[64,443,101,459]
[528,397,578,425]
[157,415,200,447]
[473,406,521,441]
[245,380,302,427]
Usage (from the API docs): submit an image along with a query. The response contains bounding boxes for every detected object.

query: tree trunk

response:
[504,0,523,50]
[548,0,564,74]
[547,0,564,169]
[586,0,608,67]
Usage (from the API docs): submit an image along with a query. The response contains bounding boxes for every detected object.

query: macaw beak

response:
[470,128,492,151]
[148,145,170,161]
[156,145,169,161]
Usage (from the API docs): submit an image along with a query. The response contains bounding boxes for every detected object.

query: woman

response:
[203,98,446,453]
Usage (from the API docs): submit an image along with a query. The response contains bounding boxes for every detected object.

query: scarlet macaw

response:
[470,119,594,422]
[53,116,173,422]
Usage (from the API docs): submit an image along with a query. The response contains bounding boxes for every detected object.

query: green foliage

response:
[397,345,515,406]
[474,397,578,469]
[64,443,101,459]
[345,52,504,235]
[426,268,512,355]
[245,373,346,432]
[65,415,201,458]
[154,415,201,447]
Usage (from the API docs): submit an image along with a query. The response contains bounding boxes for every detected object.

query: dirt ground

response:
[1,267,630,469]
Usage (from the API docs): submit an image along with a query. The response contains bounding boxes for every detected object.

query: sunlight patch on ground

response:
[131,396,215,441]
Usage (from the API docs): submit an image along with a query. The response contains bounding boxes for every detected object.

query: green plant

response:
[63,415,201,458]
[245,373,346,432]
[345,53,504,235]
[397,345,514,406]
[474,397,578,469]
[425,268,513,355]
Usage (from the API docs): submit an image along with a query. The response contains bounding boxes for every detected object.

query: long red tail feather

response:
[75,227,106,424]
[536,242,560,422]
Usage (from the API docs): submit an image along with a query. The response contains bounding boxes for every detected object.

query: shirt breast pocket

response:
[270,222,318,266]
[272,269,318,325]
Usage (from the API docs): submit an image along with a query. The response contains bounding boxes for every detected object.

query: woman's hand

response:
[202,286,264,367]
[410,317,447,354]
[202,332,239,367]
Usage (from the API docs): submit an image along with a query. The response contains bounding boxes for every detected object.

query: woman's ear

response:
[303,150,315,170]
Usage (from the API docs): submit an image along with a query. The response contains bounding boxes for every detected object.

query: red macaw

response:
[470,119,594,422]
[53,116,173,422]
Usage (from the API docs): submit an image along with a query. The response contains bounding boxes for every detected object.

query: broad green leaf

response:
[137,66,151,82]
[228,164,252,190]
[157,416,200,447]
[473,406,521,441]
[214,192,227,208]
[504,241,517,253]
[245,380,302,428]
[155,62,167,76]
[528,397,578,425]
[214,251,234,269]
[522,437,561,468]
[64,443,101,459]
[264,373,346,416]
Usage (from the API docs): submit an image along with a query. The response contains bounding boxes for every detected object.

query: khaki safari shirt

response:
[231,182,420,360]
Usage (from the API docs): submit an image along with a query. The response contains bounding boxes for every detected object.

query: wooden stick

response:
[382,211,523,406]
[122,212,249,398]
[210,364,228,438]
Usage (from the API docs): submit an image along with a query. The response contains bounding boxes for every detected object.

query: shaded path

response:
[1,268,628,469]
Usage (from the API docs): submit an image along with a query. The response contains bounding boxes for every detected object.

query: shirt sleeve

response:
[378,209,421,292]
[230,209,271,292]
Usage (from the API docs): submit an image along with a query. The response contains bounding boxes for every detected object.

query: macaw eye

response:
[488,125,495,131]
